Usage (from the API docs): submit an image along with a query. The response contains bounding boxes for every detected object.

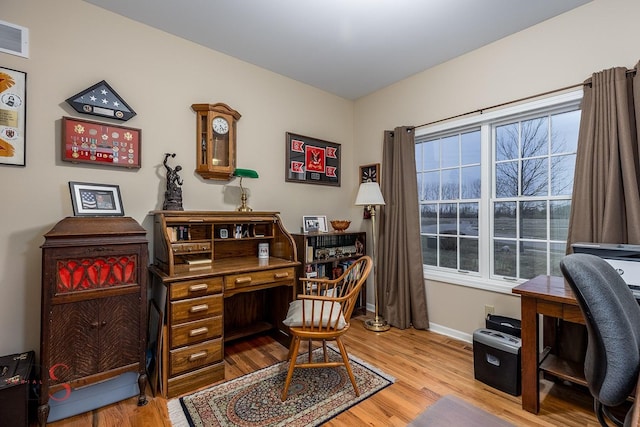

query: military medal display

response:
[62,116,141,169]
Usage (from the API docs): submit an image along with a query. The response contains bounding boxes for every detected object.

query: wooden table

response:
[512,275,586,414]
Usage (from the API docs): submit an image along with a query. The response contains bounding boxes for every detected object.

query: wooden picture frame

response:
[62,116,141,169]
[69,181,124,216]
[302,215,328,233]
[359,163,380,184]
[0,66,27,166]
[286,132,341,186]
[359,163,381,219]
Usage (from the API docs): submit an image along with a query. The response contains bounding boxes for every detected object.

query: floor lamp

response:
[355,182,390,332]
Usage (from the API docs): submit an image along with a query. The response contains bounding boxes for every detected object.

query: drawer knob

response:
[188,351,207,362]
[189,327,209,337]
[235,277,252,285]
[189,304,209,313]
[274,272,290,279]
[188,283,209,293]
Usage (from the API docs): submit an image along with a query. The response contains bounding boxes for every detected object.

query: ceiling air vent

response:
[0,20,29,58]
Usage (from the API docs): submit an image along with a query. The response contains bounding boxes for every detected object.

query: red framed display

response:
[286,132,340,186]
[62,116,141,168]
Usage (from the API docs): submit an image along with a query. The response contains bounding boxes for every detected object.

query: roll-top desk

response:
[149,211,299,398]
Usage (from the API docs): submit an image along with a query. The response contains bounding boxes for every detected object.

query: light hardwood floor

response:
[40,314,604,426]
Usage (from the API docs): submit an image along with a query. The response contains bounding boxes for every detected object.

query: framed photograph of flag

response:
[285,132,341,186]
[68,181,124,216]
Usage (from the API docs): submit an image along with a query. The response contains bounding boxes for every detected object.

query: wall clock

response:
[192,103,241,180]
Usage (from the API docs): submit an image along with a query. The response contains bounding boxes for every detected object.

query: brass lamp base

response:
[364,317,390,332]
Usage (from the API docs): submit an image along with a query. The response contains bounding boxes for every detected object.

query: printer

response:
[572,242,640,300]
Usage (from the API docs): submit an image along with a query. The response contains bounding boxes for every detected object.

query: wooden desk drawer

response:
[170,277,223,300]
[171,316,223,348]
[166,362,224,399]
[226,267,295,290]
[172,241,212,254]
[171,294,222,324]
[169,338,223,376]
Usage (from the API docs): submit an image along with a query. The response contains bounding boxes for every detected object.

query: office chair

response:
[560,253,640,427]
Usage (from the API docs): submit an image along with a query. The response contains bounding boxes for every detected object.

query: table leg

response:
[520,296,540,413]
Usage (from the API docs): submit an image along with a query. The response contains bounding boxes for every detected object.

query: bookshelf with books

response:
[292,231,366,315]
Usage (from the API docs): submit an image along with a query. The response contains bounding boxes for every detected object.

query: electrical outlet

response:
[484,304,495,317]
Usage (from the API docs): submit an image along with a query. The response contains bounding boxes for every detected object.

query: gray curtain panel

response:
[378,127,429,329]
[567,61,640,250]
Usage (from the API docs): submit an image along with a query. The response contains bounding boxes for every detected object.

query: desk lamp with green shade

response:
[233,168,259,212]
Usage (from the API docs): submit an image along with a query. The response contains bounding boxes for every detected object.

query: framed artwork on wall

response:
[359,163,380,184]
[0,66,27,166]
[62,116,141,169]
[359,163,381,219]
[286,132,341,186]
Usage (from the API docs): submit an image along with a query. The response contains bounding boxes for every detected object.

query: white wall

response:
[354,0,640,340]
[0,0,358,356]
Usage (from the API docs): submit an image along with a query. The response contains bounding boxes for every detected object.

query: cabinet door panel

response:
[99,293,141,371]
[50,300,100,383]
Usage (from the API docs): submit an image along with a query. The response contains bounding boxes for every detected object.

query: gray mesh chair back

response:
[560,253,640,427]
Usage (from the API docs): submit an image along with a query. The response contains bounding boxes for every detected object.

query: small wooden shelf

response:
[539,353,587,387]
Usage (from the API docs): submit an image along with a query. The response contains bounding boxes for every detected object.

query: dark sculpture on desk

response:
[163,153,184,210]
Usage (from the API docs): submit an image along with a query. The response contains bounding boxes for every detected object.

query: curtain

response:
[566,61,640,249]
[377,126,429,329]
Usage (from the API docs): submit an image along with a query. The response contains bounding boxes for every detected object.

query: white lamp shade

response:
[355,182,385,206]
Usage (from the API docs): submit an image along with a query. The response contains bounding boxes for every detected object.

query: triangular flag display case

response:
[66,80,136,121]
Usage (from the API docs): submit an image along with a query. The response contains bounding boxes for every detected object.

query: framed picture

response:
[286,132,341,186]
[302,215,328,233]
[360,163,380,184]
[62,116,141,169]
[69,181,124,216]
[359,163,381,219]
[0,66,27,166]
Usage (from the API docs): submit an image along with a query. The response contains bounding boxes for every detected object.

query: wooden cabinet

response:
[38,217,148,426]
[149,211,299,398]
[292,231,367,316]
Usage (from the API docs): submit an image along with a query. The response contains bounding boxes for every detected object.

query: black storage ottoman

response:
[473,328,521,396]
[0,351,35,427]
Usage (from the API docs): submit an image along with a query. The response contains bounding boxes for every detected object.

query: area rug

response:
[408,395,516,427]
[168,345,395,427]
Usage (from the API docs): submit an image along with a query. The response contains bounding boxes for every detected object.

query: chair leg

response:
[335,337,359,397]
[282,336,302,401]
[322,340,328,362]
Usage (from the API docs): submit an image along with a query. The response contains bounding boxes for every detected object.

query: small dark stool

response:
[0,351,35,427]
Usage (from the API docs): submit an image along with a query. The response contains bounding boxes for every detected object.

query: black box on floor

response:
[0,351,35,427]
[486,314,521,338]
[473,328,521,396]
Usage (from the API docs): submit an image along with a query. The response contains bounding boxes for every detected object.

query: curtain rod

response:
[414,67,637,130]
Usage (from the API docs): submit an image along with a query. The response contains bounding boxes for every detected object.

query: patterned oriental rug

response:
[168,346,395,427]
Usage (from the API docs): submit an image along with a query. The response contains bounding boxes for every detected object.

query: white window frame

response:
[415,89,583,293]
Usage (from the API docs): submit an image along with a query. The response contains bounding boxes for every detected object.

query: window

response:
[415,91,582,290]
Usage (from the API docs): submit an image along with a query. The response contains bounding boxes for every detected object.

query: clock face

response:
[212,117,229,135]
